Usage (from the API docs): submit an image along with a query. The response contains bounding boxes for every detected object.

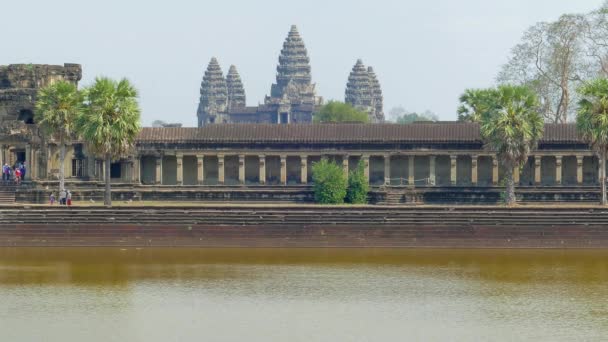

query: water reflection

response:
[0,248,607,341]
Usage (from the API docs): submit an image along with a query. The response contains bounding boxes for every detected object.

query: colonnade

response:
[135,152,601,187]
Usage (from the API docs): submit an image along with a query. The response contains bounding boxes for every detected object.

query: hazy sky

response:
[1,0,603,125]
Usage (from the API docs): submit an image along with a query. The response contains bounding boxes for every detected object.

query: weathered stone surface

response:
[344,60,385,123]
[367,66,385,122]
[226,65,246,111]
[197,57,228,126]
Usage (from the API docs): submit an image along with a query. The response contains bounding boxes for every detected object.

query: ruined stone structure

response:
[345,60,385,123]
[1,63,605,205]
[197,25,322,126]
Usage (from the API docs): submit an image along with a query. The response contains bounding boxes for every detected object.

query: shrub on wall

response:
[311,158,347,204]
[346,160,369,204]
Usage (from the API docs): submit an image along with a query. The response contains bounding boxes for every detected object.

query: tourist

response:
[67,190,72,206]
[14,167,21,185]
[2,163,8,182]
[50,192,55,205]
[20,163,26,180]
[59,189,66,205]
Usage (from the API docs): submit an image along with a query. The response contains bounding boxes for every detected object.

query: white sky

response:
[1,0,603,125]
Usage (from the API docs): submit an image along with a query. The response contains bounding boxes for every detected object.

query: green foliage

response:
[576,78,608,205]
[313,101,369,123]
[311,158,347,204]
[346,160,369,204]
[77,77,142,159]
[459,84,544,204]
[394,111,438,124]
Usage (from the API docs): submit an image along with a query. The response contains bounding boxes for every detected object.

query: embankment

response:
[1,205,608,248]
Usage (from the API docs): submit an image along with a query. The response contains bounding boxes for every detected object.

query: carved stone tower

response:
[197,57,228,127]
[344,59,384,123]
[268,25,317,105]
[226,65,246,111]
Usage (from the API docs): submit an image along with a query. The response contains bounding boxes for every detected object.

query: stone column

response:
[429,155,436,185]
[238,155,245,184]
[555,155,562,185]
[218,154,225,185]
[280,155,287,185]
[384,155,390,185]
[0,145,5,165]
[513,166,520,185]
[577,155,584,184]
[197,155,204,185]
[362,155,370,183]
[176,153,183,185]
[534,155,541,185]
[343,156,350,179]
[471,155,478,186]
[132,156,140,183]
[155,156,162,185]
[492,156,499,186]
[450,155,457,185]
[24,144,31,180]
[300,155,308,184]
[408,155,415,185]
[30,148,37,180]
[259,155,266,185]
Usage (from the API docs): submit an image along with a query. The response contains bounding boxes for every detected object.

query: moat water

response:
[0,248,607,341]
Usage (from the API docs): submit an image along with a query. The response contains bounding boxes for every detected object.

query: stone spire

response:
[367,66,384,122]
[269,25,316,105]
[197,57,228,126]
[345,59,373,111]
[226,65,246,111]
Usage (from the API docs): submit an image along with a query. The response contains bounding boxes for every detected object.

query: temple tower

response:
[197,57,228,127]
[268,25,316,105]
[367,66,385,122]
[344,60,384,123]
[226,65,246,111]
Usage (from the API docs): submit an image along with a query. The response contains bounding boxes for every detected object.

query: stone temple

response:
[345,59,385,123]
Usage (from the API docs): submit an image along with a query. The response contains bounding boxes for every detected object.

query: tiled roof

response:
[136,123,583,144]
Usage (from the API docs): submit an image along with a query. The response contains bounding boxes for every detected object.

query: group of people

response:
[49,189,73,206]
[2,162,26,184]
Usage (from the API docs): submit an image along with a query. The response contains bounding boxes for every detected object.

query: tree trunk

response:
[104,153,112,207]
[59,137,66,192]
[601,149,607,206]
[504,165,516,205]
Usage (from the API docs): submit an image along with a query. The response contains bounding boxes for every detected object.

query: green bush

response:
[346,160,369,204]
[311,158,347,204]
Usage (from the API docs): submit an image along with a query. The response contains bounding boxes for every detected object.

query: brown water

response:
[0,248,607,341]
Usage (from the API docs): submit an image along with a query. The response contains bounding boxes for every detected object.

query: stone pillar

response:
[492,156,499,186]
[259,155,266,185]
[155,156,162,185]
[23,144,31,180]
[132,156,140,183]
[300,155,308,184]
[362,155,370,183]
[218,154,225,185]
[513,166,520,185]
[384,155,390,185]
[0,145,5,165]
[343,156,350,179]
[238,155,245,184]
[471,155,478,186]
[555,155,562,185]
[197,155,204,185]
[30,148,37,180]
[429,155,436,185]
[408,155,415,185]
[534,155,541,185]
[577,155,584,184]
[175,154,183,185]
[450,155,457,185]
[280,155,287,185]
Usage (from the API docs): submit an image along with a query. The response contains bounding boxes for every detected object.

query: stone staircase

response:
[0,185,16,204]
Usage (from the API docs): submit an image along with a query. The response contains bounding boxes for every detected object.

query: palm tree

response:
[34,81,83,192]
[576,78,608,205]
[459,85,544,205]
[77,77,141,206]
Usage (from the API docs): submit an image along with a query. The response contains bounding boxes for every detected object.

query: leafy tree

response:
[394,110,438,124]
[35,80,84,191]
[459,85,544,205]
[576,78,608,205]
[77,77,141,206]
[457,88,501,122]
[346,160,368,204]
[311,158,347,204]
[313,101,369,123]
